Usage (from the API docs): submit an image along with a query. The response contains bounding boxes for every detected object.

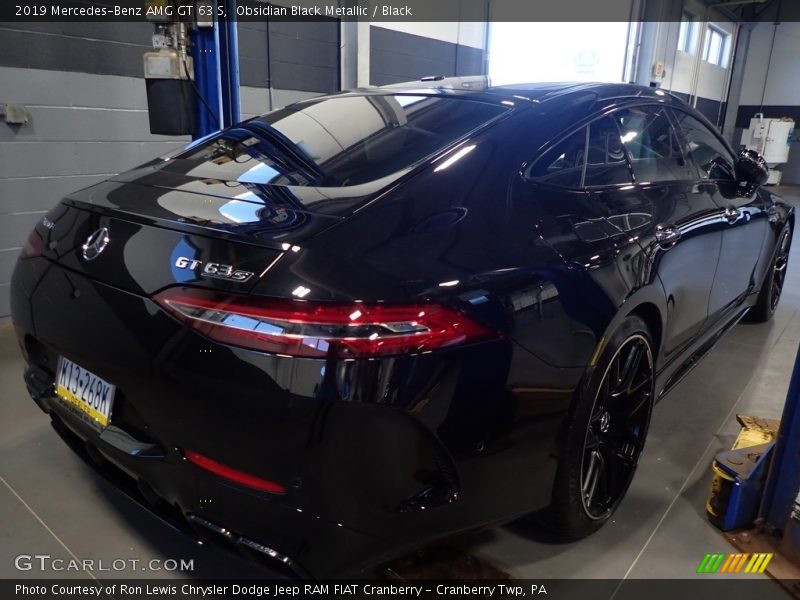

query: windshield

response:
[164,94,508,187]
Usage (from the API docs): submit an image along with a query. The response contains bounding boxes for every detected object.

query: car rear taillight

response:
[20,229,44,258]
[154,287,499,358]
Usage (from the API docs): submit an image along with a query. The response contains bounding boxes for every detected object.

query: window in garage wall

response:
[678,10,699,55]
[703,25,732,68]
[488,22,635,86]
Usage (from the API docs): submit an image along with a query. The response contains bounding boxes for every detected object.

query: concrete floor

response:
[2,187,800,584]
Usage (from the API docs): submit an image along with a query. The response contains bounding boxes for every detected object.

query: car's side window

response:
[584,116,633,187]
[525,127,587,188]
[611,106,694,183]
[670,110,736,182]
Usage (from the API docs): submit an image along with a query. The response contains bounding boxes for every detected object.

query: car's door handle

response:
[724,206,741,223]
[655,224,681,248]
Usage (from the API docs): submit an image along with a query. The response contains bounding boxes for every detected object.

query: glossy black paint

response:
[10,83,793,577]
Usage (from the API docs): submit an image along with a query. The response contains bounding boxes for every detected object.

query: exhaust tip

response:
[186,514,306,578]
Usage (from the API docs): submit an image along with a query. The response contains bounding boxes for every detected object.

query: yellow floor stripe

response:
[758,554,773,573]
[750,554,766,573]
[744,554,759,573]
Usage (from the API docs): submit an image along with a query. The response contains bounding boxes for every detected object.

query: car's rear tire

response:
[748,225,791,323]
[537,315,655,540]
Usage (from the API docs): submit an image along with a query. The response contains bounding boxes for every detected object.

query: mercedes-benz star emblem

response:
[81,227,110,261]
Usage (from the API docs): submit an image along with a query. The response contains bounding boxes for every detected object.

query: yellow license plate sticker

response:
[55,357,115,429]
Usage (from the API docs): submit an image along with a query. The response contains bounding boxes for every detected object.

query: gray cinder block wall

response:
[369,25,485,85]
[0,22,189,317]
[238,19,341,117]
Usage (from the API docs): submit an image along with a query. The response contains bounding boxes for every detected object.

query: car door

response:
[670,109,769,324]
[606,104,723,358]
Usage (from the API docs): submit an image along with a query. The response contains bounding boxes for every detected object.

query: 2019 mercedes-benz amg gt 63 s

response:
[11,81,793,578]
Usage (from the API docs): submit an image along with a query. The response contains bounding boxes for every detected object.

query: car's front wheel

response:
[748,225,792,323]
[541,315,655,540]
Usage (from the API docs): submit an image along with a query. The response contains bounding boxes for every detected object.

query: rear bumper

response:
[30,392,372,578]
[10,256,563,577]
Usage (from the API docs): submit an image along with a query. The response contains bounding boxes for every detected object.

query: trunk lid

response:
[36,171,382,296]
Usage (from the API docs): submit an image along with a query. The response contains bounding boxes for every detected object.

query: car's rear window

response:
[164,95,508,187]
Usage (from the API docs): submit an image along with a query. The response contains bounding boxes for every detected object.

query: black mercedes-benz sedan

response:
[10,81,793,577]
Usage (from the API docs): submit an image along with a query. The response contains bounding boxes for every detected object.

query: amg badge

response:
[175,257,254,282]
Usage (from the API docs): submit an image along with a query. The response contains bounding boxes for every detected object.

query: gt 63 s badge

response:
[175,257,254,282]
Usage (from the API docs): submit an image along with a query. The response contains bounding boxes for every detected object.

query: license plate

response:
[55,357,115,429]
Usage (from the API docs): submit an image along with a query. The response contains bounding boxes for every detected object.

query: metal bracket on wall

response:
[0,103,29,124]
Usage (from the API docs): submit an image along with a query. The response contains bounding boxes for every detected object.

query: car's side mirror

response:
[735,149,769,186]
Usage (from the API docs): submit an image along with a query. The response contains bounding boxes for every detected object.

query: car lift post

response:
[707,340,800,578]
[760,341,800,562]
[190,0,240,139]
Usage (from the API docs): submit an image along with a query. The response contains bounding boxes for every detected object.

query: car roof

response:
[489,81,676,103]
[314,77,687,111]
[283,78,695,154]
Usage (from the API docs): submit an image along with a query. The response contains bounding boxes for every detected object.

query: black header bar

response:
[3,0,799,23]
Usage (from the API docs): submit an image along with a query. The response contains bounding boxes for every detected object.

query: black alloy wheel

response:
[749,226,792,323]
[538,315,655,540]
[770,228,791,312]
[580,334,653,520]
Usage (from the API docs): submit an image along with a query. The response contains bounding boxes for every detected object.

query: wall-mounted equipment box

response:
[740,114,795,185]
[144,49,195,136]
